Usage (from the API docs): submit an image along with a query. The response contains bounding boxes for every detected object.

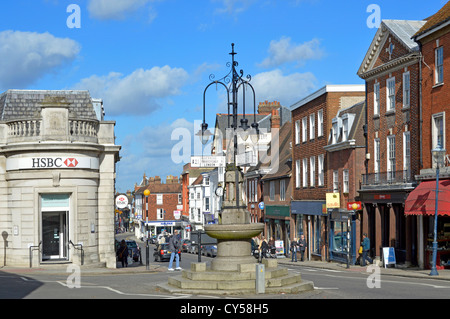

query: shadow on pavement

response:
[0,270,43,299]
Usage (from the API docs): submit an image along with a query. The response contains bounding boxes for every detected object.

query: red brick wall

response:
[291,91,365,200]
[420,26,450,169]
[365,61,421,178]
[145,193,181,221]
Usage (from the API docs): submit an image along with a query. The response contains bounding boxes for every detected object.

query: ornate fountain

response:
[158,44,313,294]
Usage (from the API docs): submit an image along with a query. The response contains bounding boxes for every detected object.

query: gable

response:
[358,20,426,78]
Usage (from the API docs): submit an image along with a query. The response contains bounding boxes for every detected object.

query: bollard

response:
[255,263,265,294]
[146,239,150,270]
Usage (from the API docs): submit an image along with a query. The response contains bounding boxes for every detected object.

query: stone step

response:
[265,280,315,294]
[182,267,289,281]
[168,275,256,290]
[267,273,302,287]
[158,279,315,295]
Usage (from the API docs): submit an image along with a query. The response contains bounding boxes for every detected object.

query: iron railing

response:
[362,170,414,186]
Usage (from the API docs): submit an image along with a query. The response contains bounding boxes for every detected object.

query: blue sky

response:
[0,0,446,193]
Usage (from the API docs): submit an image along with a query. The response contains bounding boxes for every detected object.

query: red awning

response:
[405,179,450,216]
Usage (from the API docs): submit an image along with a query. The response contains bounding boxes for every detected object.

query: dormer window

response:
[332,121,338,144]
[342,118,349,142]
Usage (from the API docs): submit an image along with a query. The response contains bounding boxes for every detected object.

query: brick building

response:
[134,175,186,238]
[406,2,450,269]
[357,20,426,265]
[290,85,365,261]
[254,120,292,255]
[323,101,365,264]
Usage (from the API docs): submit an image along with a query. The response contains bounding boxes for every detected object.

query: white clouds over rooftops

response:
[0,30,80,89]
[73,66,189,116]
[252,69,317,107]
[259,37,324,68]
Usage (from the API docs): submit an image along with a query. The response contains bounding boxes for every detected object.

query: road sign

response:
[191,155,226,167]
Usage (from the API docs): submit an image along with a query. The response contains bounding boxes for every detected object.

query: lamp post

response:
[197,43,259,209]
[430,142,446,276]
[143,189,150,270]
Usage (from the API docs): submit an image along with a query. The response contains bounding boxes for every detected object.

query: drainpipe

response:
[418,43,424,170]
[364,81,369,177]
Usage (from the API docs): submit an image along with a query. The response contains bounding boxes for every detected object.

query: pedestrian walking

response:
[361,233,373,266]
[168,230,182,271]
[117,240,129,268]
[258,237,269,263]
[290,238,298,262]
[298,234,306,262]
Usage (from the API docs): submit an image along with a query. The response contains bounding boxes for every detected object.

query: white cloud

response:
[116,118,197,190]
[73,66,189,116]
[259,37,324,68]
[251,69,317,107]
[213,0,255,15]
[87,0,153,20]
[0,30,80,89]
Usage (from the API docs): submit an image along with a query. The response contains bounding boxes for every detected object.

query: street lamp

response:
[199,43,259,209]
[430,141,446,276]
[143,188,150,270]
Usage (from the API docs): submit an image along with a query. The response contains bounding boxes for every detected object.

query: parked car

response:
[125,240,140,262]
[204,244,217,257]
[181,239,191,252]
[153,243,182,262]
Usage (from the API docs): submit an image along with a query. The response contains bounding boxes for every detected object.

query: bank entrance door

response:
[41,194,70,262]
[42,211,68,261]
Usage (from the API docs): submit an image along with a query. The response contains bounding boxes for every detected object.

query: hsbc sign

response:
[6,156,99,171]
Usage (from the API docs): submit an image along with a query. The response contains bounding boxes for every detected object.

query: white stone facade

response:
[0,90,120,268]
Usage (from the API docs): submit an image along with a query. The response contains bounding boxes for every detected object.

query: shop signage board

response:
[382,247,396,268]
[326,193,340,209]
[6,156,99,170]
[347,201,362,211]
[275,240,284,256]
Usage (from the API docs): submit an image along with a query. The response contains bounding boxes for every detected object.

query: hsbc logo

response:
[64,158,79,167]
[32,157,79,168]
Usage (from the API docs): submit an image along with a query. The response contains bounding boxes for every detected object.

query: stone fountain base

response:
[158,221,314,295]
[157,258,314,295]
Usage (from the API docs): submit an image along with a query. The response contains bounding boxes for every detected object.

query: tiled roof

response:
[0,90,98,121]
[383,20,426,50]
[414,1,450,38]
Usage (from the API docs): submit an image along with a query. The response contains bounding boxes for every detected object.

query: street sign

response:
[191,155,226,167]
[115,194,128,209]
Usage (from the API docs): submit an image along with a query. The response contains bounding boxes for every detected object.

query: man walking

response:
[298,234,306,262]
[361,233,373,266]
[168,230,182,271]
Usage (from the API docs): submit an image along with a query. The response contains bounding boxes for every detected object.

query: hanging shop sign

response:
[347,201,362,211]
[115,194,129,209]
[326,193,340,209]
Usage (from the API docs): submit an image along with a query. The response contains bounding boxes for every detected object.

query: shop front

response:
[291,201,327,261]
[405,179,450,269]
[328,209,357,264]
[264,205,290,257]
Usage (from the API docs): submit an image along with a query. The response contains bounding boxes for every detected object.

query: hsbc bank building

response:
[0,90,121,268]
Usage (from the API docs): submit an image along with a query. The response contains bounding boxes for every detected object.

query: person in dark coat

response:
[290,238,298,262]
[298,234,306,262]
[117,240,129,267]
